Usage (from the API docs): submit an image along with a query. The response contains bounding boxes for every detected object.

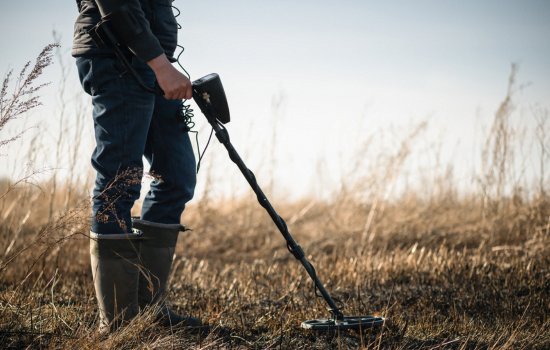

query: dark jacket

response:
[72,0,178,63]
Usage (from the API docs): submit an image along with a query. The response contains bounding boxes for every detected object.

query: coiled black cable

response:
[172,4,212,173]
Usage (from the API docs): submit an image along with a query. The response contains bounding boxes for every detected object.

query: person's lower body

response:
[76,55,197,332]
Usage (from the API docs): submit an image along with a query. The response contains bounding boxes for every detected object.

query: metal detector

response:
[191,73,387,331]
[88,19,387,329]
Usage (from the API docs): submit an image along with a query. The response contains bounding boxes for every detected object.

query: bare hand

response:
[147,54,192,100]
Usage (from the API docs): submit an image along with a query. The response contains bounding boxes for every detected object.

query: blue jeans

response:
[76,55,196,233]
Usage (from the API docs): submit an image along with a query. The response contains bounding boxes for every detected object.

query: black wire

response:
[300,252,345,314]
[172,4,212,174]
[172,4,181,29]
[176,44,191,79]
[196,129,214,173]
[172,5,189,77]
[178,102,195,130]
[176,101,201,163]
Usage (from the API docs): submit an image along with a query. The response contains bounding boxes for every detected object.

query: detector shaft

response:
[196,95,344,319]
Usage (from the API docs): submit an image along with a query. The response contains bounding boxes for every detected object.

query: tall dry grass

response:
[0,48,548,349]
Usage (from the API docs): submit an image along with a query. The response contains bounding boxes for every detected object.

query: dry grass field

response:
[0,47,549,349]
[0,185,548,349]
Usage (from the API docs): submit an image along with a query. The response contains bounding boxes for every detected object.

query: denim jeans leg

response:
[76,55,156,233]
[140,95,197,224]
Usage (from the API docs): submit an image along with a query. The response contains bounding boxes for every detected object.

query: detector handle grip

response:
[191,73,230,124]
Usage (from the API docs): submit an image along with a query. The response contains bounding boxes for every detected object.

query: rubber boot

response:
[90,231,142,333]
[132,219,200,328]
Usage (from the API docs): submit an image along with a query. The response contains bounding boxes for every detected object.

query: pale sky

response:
[1,1,549,199]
